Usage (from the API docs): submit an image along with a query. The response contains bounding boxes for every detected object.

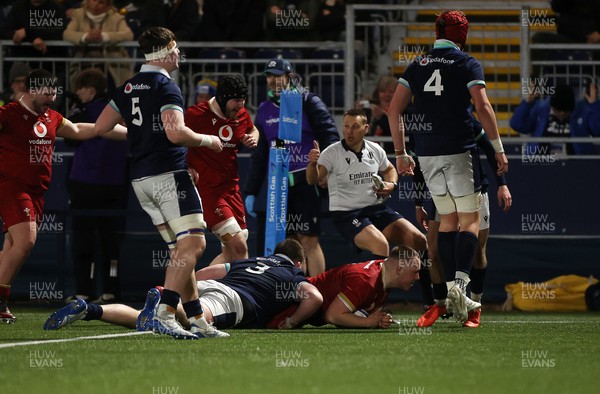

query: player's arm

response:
[57,119,126,140]
[388,82,415,175]
[162,109,223,151]
[241,125,259,148]
[279,282,323,329]
[324,297,393,329]
[470,84,508,176]
[195,263,229,281]
[94,103,127,138]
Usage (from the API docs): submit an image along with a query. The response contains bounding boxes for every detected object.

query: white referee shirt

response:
[318,139,390,211]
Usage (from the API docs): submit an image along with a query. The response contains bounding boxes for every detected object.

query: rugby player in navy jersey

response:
[413,116,513,328]
[94,27,225,339]
[44,239,322,332]
[388,11,508,323]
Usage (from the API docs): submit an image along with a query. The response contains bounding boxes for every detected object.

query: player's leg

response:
[464,193,490,328]
[295,234,325,275]
[381,218,427,252]
[132,171,203,339]
[0,191,39,323]
[288,182,325,276]
[44,298,139,330]
[417,219,450,327]
[353,226,390,257]
[207,188,249,266]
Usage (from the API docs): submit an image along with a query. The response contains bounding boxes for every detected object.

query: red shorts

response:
[198,183,247,231]
[0,179,44,233]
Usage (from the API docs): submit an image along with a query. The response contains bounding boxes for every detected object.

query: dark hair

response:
[550,84,575,112]
[344,108,368,123]
[75,68,107,93]
[26,69,58,92]
[274,239,306,265]
[138,27,175,55]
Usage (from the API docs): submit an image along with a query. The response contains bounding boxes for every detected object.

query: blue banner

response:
[278,90,302,142]
[264,147,290,255]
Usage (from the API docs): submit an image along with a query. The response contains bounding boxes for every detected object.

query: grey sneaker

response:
[152,305,198,340]
[447,286,467,323]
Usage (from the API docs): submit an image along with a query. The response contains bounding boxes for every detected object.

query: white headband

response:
[144,41,177,61]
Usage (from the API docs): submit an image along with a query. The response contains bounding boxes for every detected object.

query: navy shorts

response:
[286,180,321,236]
[331,204,402,244]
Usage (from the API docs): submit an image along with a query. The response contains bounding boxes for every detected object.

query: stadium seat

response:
[197,48,246,74]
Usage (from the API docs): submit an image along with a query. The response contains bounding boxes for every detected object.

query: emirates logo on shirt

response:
[33,121,48,138]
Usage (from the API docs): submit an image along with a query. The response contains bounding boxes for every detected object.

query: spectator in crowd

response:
[551,0,600,43]
[201,0,266,41]
[316,0,345,41]
[361,75,397,154]
[0,62,31,106]
[244,58,339,277]
[65,68,128,304]
[265,0,319,41]
[511,83,600,155]
[307,109,427,258]
[63,0,134,91]
[194,78,217,105]
[2,0,67,56]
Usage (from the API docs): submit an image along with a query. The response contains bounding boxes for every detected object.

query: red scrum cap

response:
[435,10,469,47]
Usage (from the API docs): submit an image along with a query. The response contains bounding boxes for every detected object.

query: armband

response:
[490,138,504,153]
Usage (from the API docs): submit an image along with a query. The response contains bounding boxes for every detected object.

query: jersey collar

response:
[208,97,226,119]
[433,39,460,50]
[274,254,294,266]
[18,95,40,116]
[342,139,366,162]
[139,64,171,79]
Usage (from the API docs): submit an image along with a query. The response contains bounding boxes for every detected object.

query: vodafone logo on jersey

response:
[218,125,234,141]
[124,83,151,94]
[33,121,48,137]
[419,57,430,66]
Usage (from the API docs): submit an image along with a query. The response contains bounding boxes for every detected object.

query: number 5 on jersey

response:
[131,97,143,126]
[424,69,444,96]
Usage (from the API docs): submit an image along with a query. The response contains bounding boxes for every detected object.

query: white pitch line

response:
[0,331,153,350]
[423,320,600,324]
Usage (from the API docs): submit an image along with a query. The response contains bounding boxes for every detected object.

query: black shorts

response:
[286,179,321,236]
[331,204,402,244]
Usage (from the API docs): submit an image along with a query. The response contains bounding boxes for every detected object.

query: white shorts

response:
[434,192,490,229]
[197,279,244,328]
[418,150,481,197]
[132,170,203,225]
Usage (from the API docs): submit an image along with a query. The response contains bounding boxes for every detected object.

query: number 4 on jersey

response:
[424,69,444,96]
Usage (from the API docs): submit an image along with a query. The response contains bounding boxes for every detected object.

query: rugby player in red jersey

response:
[268,244,421,329]
[185,74,259,266]
[0,69,124,323]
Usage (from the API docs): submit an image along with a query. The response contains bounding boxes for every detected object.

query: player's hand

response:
[32,37,47,54]
[396,154,415,176]
[308,140,320,164]
[277,316,297,329]
[495,152,508,175]
[188,167,199,184]
[241,133,257,148]
[415,206,429,231]
[244,195,257,218]
[497,185,512,212]
[368,309,394,329]
[12,28,26,44]
[208,135,223,152]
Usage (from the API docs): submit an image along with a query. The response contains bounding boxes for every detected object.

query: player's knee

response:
[224,234,248,260]
[412,231,428,251]
[213,217,243,243]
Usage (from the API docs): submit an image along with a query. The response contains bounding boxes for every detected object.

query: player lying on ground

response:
[267,244,421,329]
[44,239,322,334]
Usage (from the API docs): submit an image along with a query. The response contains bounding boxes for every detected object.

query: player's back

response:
[218,255,307,327]
[402,43,483,156]
[110,67,187,179]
